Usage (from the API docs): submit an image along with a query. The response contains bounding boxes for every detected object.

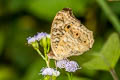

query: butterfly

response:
[48,8,94,60]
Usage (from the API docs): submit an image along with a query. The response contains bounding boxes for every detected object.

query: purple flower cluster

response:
[56,59,68,69]
[56,59,81,72]
[27,36,36,44]
[27,32,50,44]
[41,68,60,76]
[65,61,80,72]
[35,32,48,41]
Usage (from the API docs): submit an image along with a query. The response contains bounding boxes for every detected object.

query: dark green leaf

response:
[75,33,120,71]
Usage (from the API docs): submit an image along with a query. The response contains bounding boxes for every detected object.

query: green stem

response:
[97,0,120,33]
[36,49,49,67]
[67,73,72,80]
[44,75,50,80]
[47,42,50,53]
[44,48,47,59]
[45,59,50,68]
[52,76,57,80]
[109,68,119,80]
[44,48,50,67]
[36,49,46,60]
[71,73,73,80]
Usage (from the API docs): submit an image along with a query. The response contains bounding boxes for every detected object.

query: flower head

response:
[56,59,68,69]
[41,68,54,76]
[27,36,39,49]
[56,59,81,72]
[41,68,60,77]
[65,61,80,72]
[35,32,48,41]
[27,36,36,44]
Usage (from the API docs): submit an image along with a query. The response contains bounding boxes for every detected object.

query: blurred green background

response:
[0,0,120,80]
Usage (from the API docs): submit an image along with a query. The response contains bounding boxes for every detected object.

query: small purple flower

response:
[35,32,48,41]
[65,61,80,72]
[41,68,54,76]
[27,36,36,44]
[56,59,68,69]
[41,68,60,76]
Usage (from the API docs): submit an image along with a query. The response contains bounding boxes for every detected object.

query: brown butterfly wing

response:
[50,8,73,59]
[50,8,94,60]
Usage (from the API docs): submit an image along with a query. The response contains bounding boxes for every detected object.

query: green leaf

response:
[76,32,120,71]
[82,53,109,70]
[100,33,120,68]
[97,0,120,33]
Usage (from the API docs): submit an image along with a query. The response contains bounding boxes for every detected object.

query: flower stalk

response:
[110,68,119,80]
[67,73,72,80]
[36,49,46,61]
